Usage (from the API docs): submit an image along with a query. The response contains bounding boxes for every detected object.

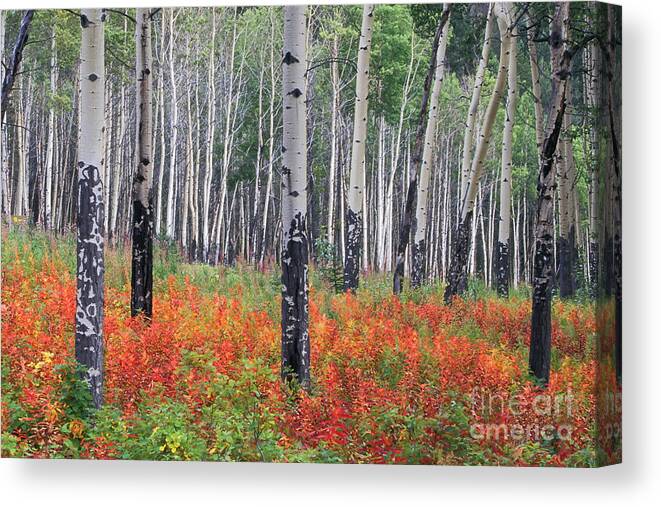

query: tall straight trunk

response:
[76,8,106,408]
[445,4,511,303]
[587,34,601,296]
[393,6,451,295]
[327,35,339,246]
[281,5,310,389]
[43,27,57,230]
[411,9,450,287]
[344,4,375,292]
[155,10,166,238]
[165,9,178,240]
[496,11,517,297]
[529,2,570,385]
[214,13,239,264]
[131,8,154,318]
[202,9,216,262]
[460,5,494,198]
[260,13,277,265]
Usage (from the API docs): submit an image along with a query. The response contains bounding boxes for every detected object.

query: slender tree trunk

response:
[393,6,451,295]
[131,8,154,318]
[76,8,106,408]
[43,27,57,230]
[281,5,310,389]
[460,5,494,198]
[496,11,517,297]
[411,9,450,287]
[344,4,375,292]
[165,9,178,240]
[529,2,570,385]
[526,12,545,160]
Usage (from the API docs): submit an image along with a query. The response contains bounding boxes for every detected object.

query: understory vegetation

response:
[1,231,620,465]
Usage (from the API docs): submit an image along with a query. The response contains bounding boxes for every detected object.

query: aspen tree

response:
[411,6,450,288]
[131,8,154,318]
[281,5,310,389]
[344,4,375,292]
[496,6,517,297]
[76,8,106,408]
[460,5,494,198]
[529,2,571,384]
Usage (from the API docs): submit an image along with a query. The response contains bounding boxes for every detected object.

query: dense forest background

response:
[0,4,620,292]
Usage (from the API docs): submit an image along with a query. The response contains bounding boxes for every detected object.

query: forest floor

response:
[1,228,620,466]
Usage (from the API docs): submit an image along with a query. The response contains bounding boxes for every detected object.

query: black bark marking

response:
[88,73,98,82]
[496,241,509,297]
[131,196,154,318]
[283,51,299,65]
[444,214,472,303]
[343,208,361,292]
[75,163,105,409]
[281,212,310,389]
[80,14,89,28]
[288,88,303,98]
[411,239,426,288]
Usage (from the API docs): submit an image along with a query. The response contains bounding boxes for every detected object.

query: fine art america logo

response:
[467,387,622,443]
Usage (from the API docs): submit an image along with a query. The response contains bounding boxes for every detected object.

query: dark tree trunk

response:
[281,212,310,389]
[1,10,34,122]
[411,237,425,288]
[495,240,509,297]
[393,6,450,295]
[557,235,574,297]
[344,207,361,292]
[529,2,570,385]
[131,199,153,317]
[75,163,105,408]
[443,213,471,303]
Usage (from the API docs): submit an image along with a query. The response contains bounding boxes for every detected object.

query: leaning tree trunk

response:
[76,8,106,408]
[460,4,494,198]
[1,10,34,123]
[496,12,517,297]
[392,5,451,295]
[444,3,510,304]
[281,5,310,389]
[344,4,375,292]
[131,8,154,318]
[529,2,570,385]
[411,7,450,288]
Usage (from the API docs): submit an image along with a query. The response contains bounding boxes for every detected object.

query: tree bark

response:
[131,8,154,318]
[496,9,517,297]
[344,4,375,292]
[76,8,106,408]
[529,2,570,385]
[411,8,450,288]
[281,5,310,389]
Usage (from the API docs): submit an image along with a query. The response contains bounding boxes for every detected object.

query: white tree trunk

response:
[76,8,105,408]
[496,8,517,296]
[281,5,309,388]
[344,4,374,291]
[131,7,154,317]
[165,9,178,240]
[411,10,449,286]
[460,5,494,199]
